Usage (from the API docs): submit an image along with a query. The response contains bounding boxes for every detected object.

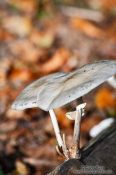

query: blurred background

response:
[0,0,116,174]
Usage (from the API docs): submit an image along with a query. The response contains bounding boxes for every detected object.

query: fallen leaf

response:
[2,16,32,37]
[89,0,116,13]
[9,0,37,14]
[0,121,17,132]
[71,18,104,38]
[40,48,71,73]
[95,88,116,110]
[9,40,40,63]
[9,68,32,86]
[16,160,29,175]
[0,28,13,41]
[30,30,55,48]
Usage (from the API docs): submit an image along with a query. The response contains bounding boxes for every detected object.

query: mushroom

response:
[66,101,86,159]
[12,60,116,159]
[107,76,116,88]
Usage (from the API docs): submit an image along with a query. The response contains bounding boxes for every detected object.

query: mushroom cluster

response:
[12,60,116,159]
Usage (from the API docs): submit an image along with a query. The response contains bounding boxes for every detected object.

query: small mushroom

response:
[107,76,116,88]
[66,103,86,120]
[12,60,116,159]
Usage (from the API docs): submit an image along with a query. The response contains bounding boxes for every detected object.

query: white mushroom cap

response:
[66,103,86,120]
[12,72,67,110]
[107,76,116,88]
[12,60,116,111]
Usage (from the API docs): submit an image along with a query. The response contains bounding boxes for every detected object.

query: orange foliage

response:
[71,18,103,38]
[89,0,116,12]
[41,48,71,73]
[10,0,37,13]
[0,29,13,41]
[95,88,116,110]
[9,68,32,83]
[100,0,116,11]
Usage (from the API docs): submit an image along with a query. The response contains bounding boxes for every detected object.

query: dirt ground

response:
[0,1,116,174]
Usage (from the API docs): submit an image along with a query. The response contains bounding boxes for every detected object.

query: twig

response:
[60,5,104,22]
[23,158,57,167]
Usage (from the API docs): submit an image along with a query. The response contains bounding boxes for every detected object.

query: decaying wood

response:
[48,121,116,175]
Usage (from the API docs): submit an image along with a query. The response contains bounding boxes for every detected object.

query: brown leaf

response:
[40,48,71,73]
[9,40,40,63]
[9,68,32,85]
[30,30,55,48]
[0,121,17,132]
[71,18,103,38]
[81,115,102,133]
[3,16,32,37]
[9,0,37,14]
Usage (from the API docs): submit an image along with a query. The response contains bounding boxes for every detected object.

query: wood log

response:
[48,120,116,175]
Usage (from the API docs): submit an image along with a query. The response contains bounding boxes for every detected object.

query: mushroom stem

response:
[49,109,63,147]
[72,106,82,159]
[71,102,86,159]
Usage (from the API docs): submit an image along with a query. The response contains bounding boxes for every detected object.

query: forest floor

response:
[0,1,116,174]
